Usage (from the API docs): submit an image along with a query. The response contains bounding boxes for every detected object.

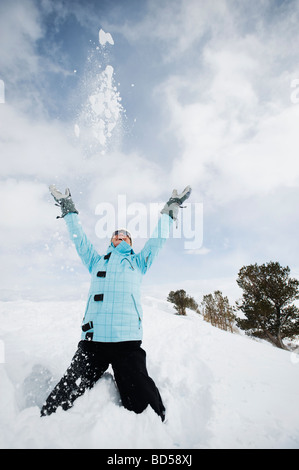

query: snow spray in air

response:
[74,29,123,156]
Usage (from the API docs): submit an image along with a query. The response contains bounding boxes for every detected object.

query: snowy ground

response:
[0,295,299,449]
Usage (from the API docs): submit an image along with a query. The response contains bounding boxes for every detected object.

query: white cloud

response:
[87,149,167,208]
[0,179,54,246]
[149,3,299,206]
[0,0,43,81]
[0,104,83,179]
[117,0,232,62]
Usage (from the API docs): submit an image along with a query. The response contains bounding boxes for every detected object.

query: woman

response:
[41,184,191,421]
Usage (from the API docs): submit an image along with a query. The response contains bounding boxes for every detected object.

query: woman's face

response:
[111,230,132,247]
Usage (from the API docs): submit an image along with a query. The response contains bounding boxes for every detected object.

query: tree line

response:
[167,261,299,350]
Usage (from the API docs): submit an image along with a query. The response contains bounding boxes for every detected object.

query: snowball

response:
[99,29,114,46]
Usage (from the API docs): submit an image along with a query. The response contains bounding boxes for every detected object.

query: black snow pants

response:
[40,340,165,421]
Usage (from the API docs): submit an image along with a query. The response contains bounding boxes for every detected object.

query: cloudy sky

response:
[1,0,299,304]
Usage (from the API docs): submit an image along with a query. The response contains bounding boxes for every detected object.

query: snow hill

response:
[0,295,299,449]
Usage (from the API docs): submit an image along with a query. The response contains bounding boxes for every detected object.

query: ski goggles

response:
[111,229,132,240]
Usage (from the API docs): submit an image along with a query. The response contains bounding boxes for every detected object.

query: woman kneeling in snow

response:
[41,184,191,421]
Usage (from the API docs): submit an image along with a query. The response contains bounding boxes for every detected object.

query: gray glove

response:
[49,184,78,219]
[161,185,192,221]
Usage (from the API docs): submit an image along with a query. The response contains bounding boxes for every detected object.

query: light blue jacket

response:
[65,213,173,342]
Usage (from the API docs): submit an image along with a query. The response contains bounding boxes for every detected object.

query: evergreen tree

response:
[167,290,199,316]
[236,261,299,349]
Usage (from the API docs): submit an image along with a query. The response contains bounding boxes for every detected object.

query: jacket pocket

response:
[131,294,142,329]
[83,294,92,322]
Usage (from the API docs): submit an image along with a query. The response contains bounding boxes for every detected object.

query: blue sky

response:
[1,0,299,303]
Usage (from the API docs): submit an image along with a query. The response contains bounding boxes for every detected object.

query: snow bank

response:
[0,296,299,449]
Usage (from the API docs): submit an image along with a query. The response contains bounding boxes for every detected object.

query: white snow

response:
[77,63,123,151]
[74,124,80,138]
[99,29,114,46]
[0,295,299,449]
